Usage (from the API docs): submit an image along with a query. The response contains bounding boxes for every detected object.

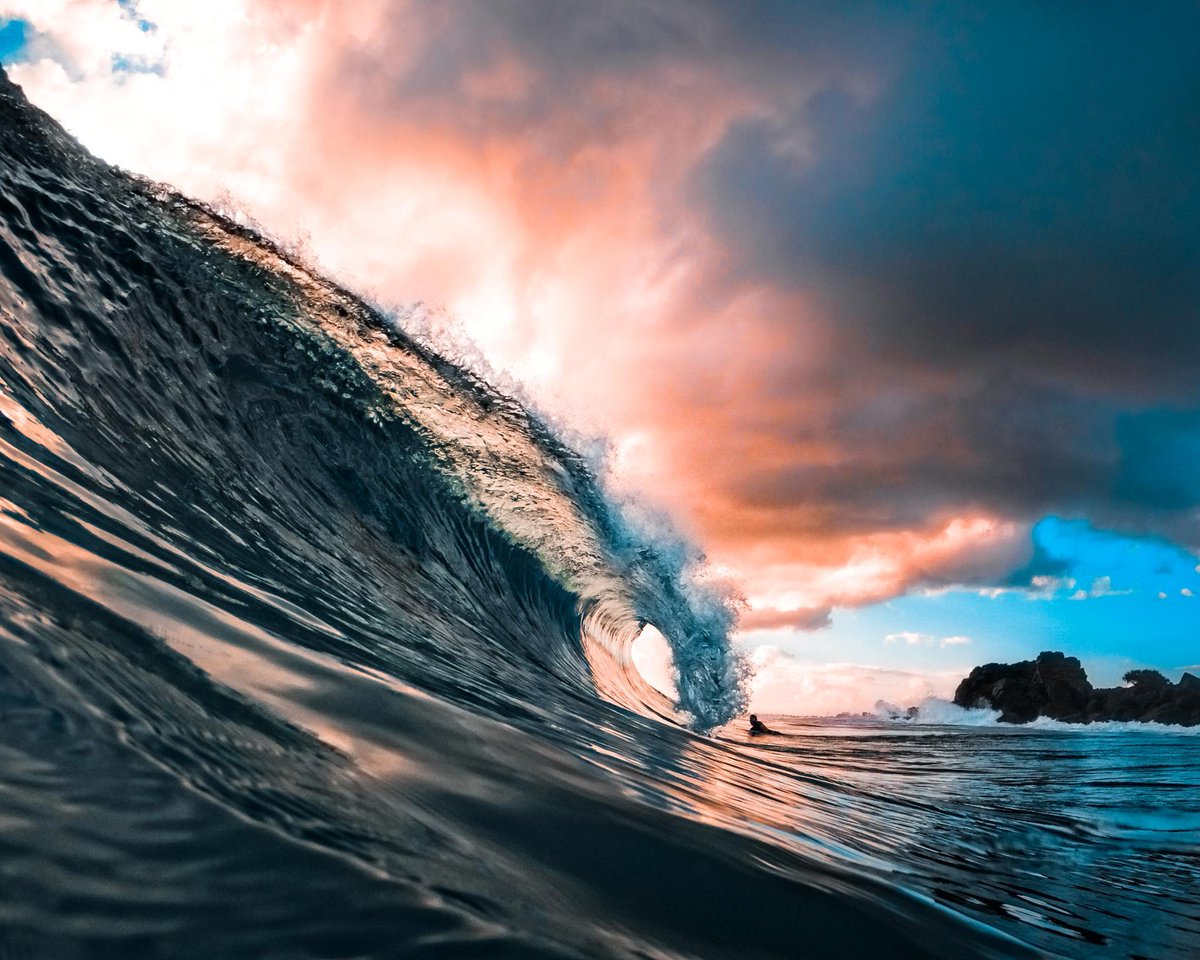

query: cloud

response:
[1068,575,1133,601]
[688,4,1200,555]
[694,6,1200,386]
[739,604,832,633]
[745,645,965,716]
[885,631,931,646]
[728,515,1034,619]
[5,1,1199,626]
[1028,575,1076,599]
[884,632,972,648]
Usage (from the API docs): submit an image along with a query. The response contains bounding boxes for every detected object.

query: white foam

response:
[908,698,1200,734]
[909,698,1001,726]
[1018,715,1200,735]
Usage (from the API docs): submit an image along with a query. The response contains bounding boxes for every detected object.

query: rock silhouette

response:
[953,652,1200,725]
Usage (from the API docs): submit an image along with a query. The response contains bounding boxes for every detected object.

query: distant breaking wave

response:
[893,699,1200,734]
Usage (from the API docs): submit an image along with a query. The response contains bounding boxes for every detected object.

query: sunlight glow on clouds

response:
[4,0,1199,698]
[746,646,965,716]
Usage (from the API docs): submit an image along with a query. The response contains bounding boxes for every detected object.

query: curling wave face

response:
[1,68,1196,960]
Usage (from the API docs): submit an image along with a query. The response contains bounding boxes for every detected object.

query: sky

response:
[2,1,1197,714]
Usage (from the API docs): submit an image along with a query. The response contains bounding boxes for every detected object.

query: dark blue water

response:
[1,66,1196,959]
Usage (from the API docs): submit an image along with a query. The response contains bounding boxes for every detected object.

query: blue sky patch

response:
[764,516,1200,687]
[0,19,27,63]
[116,0,155,33]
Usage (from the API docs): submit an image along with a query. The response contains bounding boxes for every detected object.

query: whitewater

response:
[0,68,1196,959]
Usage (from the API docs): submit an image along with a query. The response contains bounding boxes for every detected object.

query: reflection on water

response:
[702,717,1200,958]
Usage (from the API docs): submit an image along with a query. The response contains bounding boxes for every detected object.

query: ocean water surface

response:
[1,66,1197,960]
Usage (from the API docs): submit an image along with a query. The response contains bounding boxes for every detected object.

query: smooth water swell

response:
[2,65,1196,960]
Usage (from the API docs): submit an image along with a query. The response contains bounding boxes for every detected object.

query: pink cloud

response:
[633,633,967,716]
[744,646,965,716]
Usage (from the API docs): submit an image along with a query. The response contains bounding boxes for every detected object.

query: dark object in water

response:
[953,651,1200,725]
[749,713,777,735]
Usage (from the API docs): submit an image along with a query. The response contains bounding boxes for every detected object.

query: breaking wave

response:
[904,699,1200,734]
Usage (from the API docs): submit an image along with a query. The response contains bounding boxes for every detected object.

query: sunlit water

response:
[724,716,1200,959]
[1,66,1196,960]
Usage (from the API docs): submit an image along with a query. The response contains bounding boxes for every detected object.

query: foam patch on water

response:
[908,698,1200,734]
[909,698,1002,725]
[1019,715,1200,735]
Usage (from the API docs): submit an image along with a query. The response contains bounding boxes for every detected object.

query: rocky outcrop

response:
[953,652,1200,726]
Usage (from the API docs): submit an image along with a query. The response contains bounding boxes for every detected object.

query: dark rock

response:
[953,651,1200,726]
[1034,651,1091,713]
[953,651,1090,723]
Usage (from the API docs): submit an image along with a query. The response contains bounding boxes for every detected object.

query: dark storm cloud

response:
[333,0,715,136]
[682,2,1200,548]
[378,0,1200,551]
[725,362,1200,547]
[696,3,1200,385]
[331,1,909,144]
